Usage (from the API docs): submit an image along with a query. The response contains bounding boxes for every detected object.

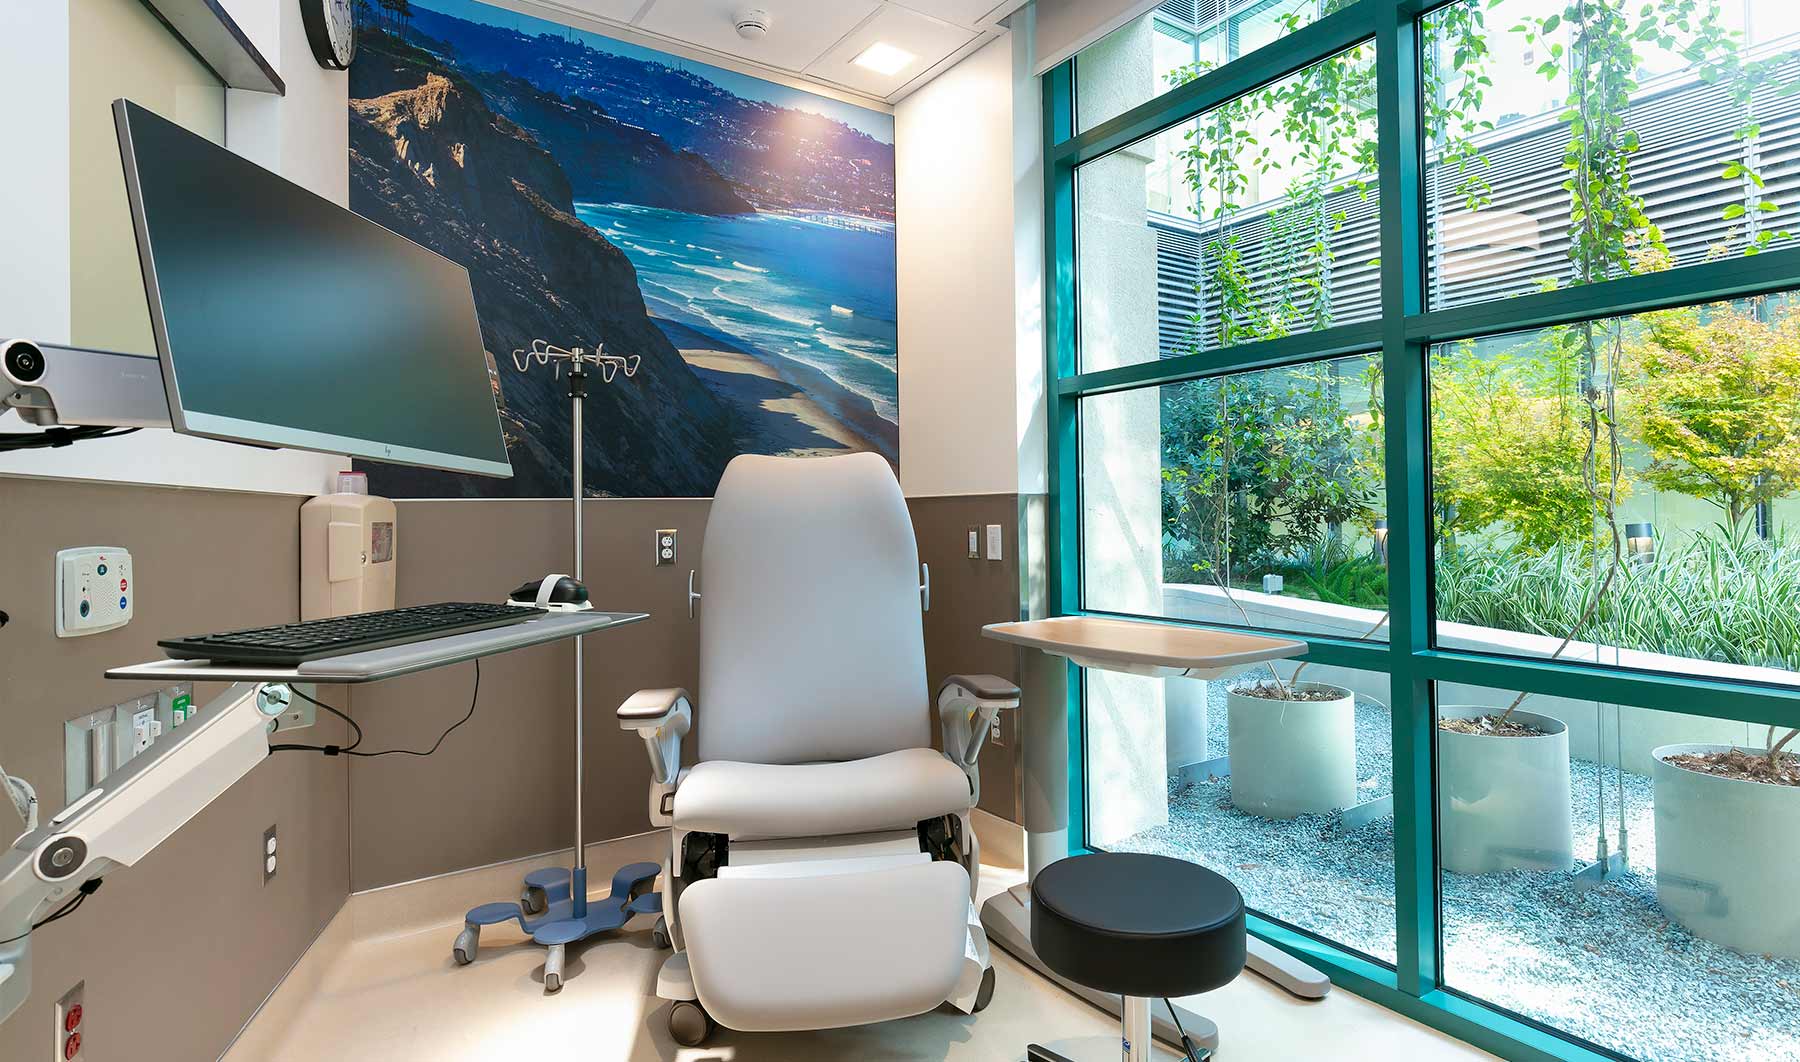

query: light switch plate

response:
[985,525,1004,562]
[966,527,981,559]
[55,547,133,638]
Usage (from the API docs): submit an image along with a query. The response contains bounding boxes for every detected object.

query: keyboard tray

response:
[106,610,648,685]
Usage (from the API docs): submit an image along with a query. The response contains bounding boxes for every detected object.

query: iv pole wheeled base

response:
[455,862,665,990]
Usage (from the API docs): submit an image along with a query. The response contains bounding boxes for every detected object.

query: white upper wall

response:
[0,0,347,496]
[5,0,1044,500]
[896,17,1044,499]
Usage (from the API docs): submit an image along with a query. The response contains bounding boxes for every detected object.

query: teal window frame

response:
[1042,2,1800,1059]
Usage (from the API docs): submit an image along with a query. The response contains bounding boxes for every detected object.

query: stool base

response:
[987,886,1218,1053]
[1028,1026,1202,1062]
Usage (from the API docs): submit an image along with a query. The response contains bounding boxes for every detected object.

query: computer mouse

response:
[510,575,589,607]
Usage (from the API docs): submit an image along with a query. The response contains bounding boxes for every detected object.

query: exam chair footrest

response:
[675,859,972,1031]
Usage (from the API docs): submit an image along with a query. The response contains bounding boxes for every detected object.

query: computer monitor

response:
[112,98,512,477]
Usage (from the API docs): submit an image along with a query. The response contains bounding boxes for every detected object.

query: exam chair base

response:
[982,881,1331,1055]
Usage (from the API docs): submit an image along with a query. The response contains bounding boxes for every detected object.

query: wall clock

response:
[300,0,356,70]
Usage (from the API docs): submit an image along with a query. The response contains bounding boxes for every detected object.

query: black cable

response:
[1165,997,1205,1062]
[270,660,479,759]
[0,426,139,452]
[269,685,365,756]
[0,878,104,948]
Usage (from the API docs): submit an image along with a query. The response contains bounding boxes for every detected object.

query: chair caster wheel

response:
[544,943,565,993]
[668,999,713,1047]
[452,925,478,966]
[973,965,996,1012]
[652,916,671,950]
[521,885,548,916]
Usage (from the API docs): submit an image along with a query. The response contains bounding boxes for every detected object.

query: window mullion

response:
[1375,0,1439,1001]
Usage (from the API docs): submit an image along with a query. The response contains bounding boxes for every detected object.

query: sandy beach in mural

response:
[678,347,869,457]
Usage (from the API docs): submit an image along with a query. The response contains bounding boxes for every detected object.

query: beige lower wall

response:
[345,498,710,892]
[0,480,1031,1059]
[0,478,350,1062]
[348,493,1030,891]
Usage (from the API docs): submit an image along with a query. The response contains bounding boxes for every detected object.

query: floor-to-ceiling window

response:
[1049,2,1800,1059]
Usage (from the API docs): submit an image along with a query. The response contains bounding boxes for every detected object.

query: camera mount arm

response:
[1,339,172,429]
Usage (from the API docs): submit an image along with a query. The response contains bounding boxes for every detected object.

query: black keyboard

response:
[159,602,539,665]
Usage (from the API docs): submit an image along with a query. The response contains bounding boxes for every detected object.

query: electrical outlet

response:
[128,705,156,756]
[989,712,1003,747]
[55,981,84,1062]
[654,529,678,566]
[263,824,278,883]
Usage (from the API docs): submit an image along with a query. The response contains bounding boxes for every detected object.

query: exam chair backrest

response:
[698,453,929,765]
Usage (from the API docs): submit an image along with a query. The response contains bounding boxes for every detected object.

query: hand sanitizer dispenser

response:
[300,471,397,620]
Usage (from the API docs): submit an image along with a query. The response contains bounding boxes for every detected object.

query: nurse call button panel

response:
[56,546,134,638]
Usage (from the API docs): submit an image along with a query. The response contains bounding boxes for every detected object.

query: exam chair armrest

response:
[935,675,1021,804]
[618,687,692,793]
[939,674,1022,706]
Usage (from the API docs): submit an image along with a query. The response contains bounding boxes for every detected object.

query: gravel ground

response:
[1112,669,1800,1062]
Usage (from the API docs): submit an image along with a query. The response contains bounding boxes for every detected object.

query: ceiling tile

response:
[636,0,882,73]
[808,4,977,97]
[886,0,997,29]
[546,0,650,22]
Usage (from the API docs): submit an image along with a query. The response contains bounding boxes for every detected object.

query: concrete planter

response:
[1437,706,1573,875]
[1226,682,1356,818]
[1652,743,1800,960]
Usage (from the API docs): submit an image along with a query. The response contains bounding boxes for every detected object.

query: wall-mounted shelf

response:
[141,0,285,96]
[104,610,648,685]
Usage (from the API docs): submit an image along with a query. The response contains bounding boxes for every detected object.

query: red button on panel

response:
[120,579,128,592]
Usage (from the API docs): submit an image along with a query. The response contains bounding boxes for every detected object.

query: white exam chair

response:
[618,453,1020,1046]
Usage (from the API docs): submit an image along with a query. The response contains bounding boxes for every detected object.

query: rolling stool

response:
[1028,853,1246,1062]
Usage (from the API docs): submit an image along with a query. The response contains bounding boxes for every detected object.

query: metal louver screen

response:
[1148,57,1800,358]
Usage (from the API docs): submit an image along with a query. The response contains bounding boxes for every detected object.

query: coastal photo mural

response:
[346,0,898,497]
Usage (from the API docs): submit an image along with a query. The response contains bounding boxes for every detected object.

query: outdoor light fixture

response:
[853,42,917,76]
[1625,521,1655,564]
[1372,518,1390,565]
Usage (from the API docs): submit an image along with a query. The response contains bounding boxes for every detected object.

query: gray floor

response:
[231,856,1497,1062]
[1113,673,1800,1062]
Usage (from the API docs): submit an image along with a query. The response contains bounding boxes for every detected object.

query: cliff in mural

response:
[349,38,736,497]
[349,2,898,499]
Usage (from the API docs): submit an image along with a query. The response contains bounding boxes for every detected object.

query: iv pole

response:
[548,342,639,908]
[453,339,655,992]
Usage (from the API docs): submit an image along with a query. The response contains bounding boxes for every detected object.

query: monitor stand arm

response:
[0,682,280,1025]
[1,340,172,428]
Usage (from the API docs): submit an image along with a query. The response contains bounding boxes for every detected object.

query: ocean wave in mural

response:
[347,0,897,498]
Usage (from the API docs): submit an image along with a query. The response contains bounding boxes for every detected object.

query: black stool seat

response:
[1031,853,1246,999]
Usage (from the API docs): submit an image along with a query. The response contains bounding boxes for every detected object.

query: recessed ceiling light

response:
[852,42,916,76]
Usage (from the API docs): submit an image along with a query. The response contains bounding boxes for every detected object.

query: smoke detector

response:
[734,8,771,40]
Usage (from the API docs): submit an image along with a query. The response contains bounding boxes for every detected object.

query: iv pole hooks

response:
[510,339,642,384]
